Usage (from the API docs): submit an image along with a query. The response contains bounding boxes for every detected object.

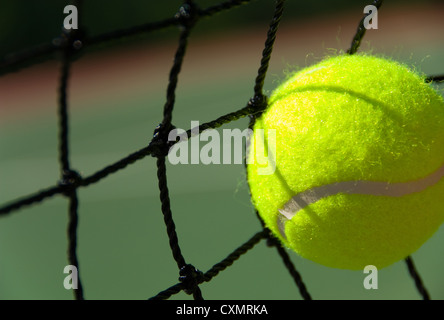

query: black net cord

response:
[58,50,71,173]
[149,230,268,300]
[58,50,85,300]
[244,0,312,301]
[253,0,285,100]
[0,1,256,76]
[57,0,85,298]
[426,75,444,83]
[156,155,204,300]
[156,157,186,270]
[153,1,204,300]
[271,239,312,300]
[66,191,84,300]
[161,17,194,127]
[347,0,384,55]
[405,256,430,300]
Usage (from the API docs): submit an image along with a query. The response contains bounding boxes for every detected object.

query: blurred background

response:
[0,0,443,300]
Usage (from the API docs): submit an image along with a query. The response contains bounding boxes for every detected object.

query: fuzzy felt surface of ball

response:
[247,54,444,270]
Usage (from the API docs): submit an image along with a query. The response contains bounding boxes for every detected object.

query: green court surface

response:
[1,3,444,300]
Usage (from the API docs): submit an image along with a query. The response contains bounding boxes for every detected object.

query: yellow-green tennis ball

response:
[247,54,444,270]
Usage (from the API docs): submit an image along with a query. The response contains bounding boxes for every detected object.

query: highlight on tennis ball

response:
[247,54,444,270]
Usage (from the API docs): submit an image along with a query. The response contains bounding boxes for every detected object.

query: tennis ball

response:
[247,54,444,270]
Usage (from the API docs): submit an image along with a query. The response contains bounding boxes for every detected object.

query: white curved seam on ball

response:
[277,163,444,239]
